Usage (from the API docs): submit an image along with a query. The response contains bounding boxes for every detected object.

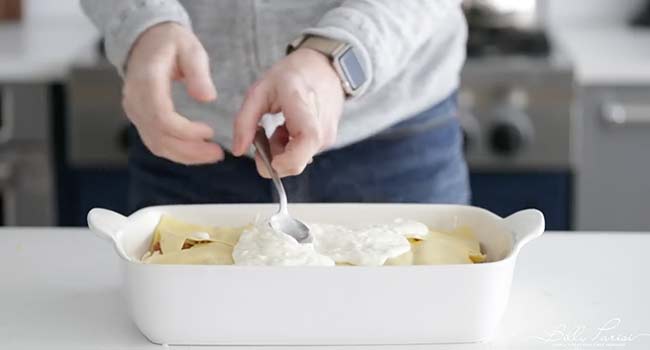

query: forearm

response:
[80,0,191,76]
[302,0,462,96]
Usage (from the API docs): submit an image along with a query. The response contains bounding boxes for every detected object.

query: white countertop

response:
[2,10,647,87]
[0,16,99,83]
[551,25,650,85]
[0,228,649,349]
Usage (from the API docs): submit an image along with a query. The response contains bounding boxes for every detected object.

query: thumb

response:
[179,43,218,102]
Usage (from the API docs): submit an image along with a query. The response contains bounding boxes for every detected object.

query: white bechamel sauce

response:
[310,223,411,266]
[259,112,285,138]
[233,218,429,266]
[391,218,430,240]
[232,223,335,266]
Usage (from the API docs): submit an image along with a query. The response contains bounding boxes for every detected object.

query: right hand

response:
[122,22,224,164]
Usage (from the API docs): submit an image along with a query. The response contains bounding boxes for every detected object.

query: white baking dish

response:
[87,203,544,346]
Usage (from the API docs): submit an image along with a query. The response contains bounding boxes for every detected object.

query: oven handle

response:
[601,100,650,126]
[0,87,15,144]
[0,161,13,188]
[0,161,15,225]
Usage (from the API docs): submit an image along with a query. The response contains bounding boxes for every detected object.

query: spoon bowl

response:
[254,125,314,244]
[270,213,313,243]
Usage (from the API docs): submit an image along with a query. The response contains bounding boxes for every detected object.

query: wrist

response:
[288,35,367,97]
[128,22,182,67]
[291,48,345,98]
[293,47,335,73]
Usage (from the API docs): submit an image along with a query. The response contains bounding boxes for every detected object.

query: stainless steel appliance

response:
[463,0,541,31]
[59,59,129,226]
[630,0,650,26]
[575,86,650,231]
[461,61,573,170]
[67,62,129,168]
[0,84,56,226]
[463,0,549,58]
[460,0,575,230]
[573,2,650,230]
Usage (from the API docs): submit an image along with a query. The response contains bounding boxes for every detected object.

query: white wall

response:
[24,0,84,20]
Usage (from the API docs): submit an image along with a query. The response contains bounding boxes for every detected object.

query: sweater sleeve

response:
[302,0,463,97]
[80,0,191,76]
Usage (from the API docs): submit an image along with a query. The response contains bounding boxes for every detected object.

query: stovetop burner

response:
[462,0,551,58]
[466,27,551,58]
[630,0,650,27]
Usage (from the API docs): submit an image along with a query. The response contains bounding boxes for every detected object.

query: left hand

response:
[232,48,345,177]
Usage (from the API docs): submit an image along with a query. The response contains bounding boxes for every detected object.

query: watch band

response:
[288,34,366,97]
[291,35,345,57]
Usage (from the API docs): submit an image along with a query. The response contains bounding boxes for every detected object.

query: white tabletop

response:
[0,228,649,350]
[0,16,99,83]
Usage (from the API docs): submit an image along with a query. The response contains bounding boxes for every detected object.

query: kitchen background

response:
[0,0,648,231]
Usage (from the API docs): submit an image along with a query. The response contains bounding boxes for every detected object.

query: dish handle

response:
[503,209,545,256]
[87,208,128,244]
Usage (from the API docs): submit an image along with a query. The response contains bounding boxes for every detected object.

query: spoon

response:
[253,128,313,244]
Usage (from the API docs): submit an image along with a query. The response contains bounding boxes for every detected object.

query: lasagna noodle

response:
[143,216,486,266]
[150,215,244,254]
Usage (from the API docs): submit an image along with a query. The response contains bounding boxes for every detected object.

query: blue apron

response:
[127,92,469,212]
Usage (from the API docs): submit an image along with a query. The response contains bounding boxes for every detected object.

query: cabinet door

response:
[0,84,50,144]
[0,84,54,226]
[575,86,650,230]
[67,65,128,167]
[471,171,572,230]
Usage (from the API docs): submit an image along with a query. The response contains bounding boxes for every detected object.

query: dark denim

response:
[128,92,470,212]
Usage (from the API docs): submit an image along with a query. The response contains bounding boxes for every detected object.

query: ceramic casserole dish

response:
[87,203,544,345]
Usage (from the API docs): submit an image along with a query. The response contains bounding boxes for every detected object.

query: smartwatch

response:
[288,35,367,97]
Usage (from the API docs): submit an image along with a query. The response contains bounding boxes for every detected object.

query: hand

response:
[122,22,224,165]
[232,48,345,177]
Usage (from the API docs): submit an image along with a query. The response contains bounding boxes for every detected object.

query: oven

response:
[0,84,56,226]
[57,61,130,226]
[460,61,574,230]
[460,0,575,230]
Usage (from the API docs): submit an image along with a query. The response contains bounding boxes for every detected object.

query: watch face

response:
[338,47,365,91]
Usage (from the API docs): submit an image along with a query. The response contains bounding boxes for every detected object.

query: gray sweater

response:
[81,0,467,151]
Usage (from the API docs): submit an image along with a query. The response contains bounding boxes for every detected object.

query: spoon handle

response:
[254,129,288,214]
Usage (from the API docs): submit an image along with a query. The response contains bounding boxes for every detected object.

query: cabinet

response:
[575,86,650,230]
[0,84,55,226]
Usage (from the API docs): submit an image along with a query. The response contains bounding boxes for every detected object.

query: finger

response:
[271,137,317,176]
[269,126,289,158]
[254,153,271,179]
[128,66,215,142]
[127,100,214,148]
[254,126,288,178]
[179,42,218,102]
[271,84,321,176]
[156,134,224,164]
[153,111,215,141]
[137,123,222,164]
[232,81,272,156]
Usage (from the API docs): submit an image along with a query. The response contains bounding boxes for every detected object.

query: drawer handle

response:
[602,101,650,126]
[0,88,15,144]
[0,161,14,189]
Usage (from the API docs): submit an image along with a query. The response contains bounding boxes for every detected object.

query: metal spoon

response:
[253,128,313,244]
